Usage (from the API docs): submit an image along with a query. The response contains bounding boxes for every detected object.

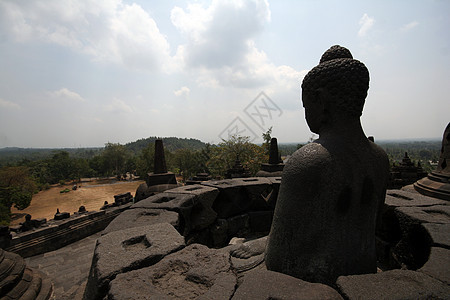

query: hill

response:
[125,137,207,153]
[0,137,207,166]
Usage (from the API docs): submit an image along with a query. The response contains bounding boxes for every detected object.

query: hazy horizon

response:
[0,136,443,150]
[1,0,449,148]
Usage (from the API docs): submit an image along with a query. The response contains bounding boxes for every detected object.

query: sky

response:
[0,0,449,148]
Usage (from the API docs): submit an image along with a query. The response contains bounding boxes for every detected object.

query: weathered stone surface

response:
[385,189,447,207]
[83,223,185,300]
[134,182,154,202]
[108,244,236,300]
[227,214,249,237]
[232,269,343,300]
[202,177,272,218]
[423,223,450,248]
[227,236,268,273]
[132,191,217,236]
[419,247,450,284]
[336,269,450,300]
[102,208,179,235]
[396,205,450,224]
[414,123,450,201]
[266,45,389,285]
[0,249,52,300]
[0,251,26,295]
[153,139,168,174]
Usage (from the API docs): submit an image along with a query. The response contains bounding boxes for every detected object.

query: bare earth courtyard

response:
[10,179,144,226]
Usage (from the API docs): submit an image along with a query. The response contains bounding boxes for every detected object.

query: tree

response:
[172,148,208,181]
[262,126,273,155]
[0,166,37,225]
[49,151,73,183]
[135,143,155,178]
[207,135,267,177]
[101,143,129,176]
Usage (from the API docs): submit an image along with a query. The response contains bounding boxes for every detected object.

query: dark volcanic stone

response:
[132,190,217,236]
[385,189,447,207]
[202,177,272,218]
[265,45,390,285]
[336,269,450,300]
[423,223,450,248]
[396,205,450,224]
[102,208,179,235]
[232,269,343,300]
[108,244,236,300]
[134,182,154,202]
[419,247,450,284]
[153,139,168,174]
[83,223,185,300]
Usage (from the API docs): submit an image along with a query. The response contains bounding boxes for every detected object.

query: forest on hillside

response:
[0,133,442,225]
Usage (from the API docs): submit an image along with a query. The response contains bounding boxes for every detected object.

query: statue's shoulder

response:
[368,141,389,164]
[285,142,332,172]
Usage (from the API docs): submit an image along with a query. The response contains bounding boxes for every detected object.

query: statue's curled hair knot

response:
[302,45,369,117]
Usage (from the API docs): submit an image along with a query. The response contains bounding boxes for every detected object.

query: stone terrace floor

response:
[24,231,101,300]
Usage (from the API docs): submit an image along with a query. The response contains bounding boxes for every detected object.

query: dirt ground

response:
[10,179,144,226]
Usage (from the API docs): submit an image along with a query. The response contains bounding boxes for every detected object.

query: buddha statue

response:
[265,45,389,285]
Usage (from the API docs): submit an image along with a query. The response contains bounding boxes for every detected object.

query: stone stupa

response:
[134,139,179,201]
[256,137,284,177]
[414,122,450,200]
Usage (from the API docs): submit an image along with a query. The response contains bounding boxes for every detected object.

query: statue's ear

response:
[315,88,329,113]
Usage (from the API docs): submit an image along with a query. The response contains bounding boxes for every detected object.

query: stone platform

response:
[78,179,449,300]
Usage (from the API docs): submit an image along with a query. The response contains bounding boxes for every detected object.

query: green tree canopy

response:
[0,166,37,225]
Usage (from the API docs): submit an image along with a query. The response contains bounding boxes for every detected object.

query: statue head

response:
[301,45,369,133]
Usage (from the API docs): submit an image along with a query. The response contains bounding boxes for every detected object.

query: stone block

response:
[102,208,179,235]
[232,269,343,300]
[336,269,450,300]
[83,223,185,300]
[419,247,450,284]
[392,205,450,269]
[396,205,450,224]
[210,219,228,247]
[108,244,236,300]
[385,189,447,207]
[423,223,450,248]
[134,182,153,202]
[227,214,249,237]
[132,191,217,236]
[202,177,273,218]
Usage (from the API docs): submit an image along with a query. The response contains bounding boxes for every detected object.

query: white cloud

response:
[0,98,20,109]
[358,13,375,37]
[105,98,133,114]
[170,0,304,92]
[400,21,419,32]
[172,0,271,69]
[0,0,172,72]
[174,86,190,97]
[48,88,86,102]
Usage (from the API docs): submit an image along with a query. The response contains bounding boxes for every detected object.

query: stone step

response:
[2,267,40,300]
[0,252,25,296]
[35,272,53,300]
[0,253,16,283]
[0,249,5,264]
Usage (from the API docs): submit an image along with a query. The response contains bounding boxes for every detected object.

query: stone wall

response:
[6,204,131,258]
[83,178,449,300]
